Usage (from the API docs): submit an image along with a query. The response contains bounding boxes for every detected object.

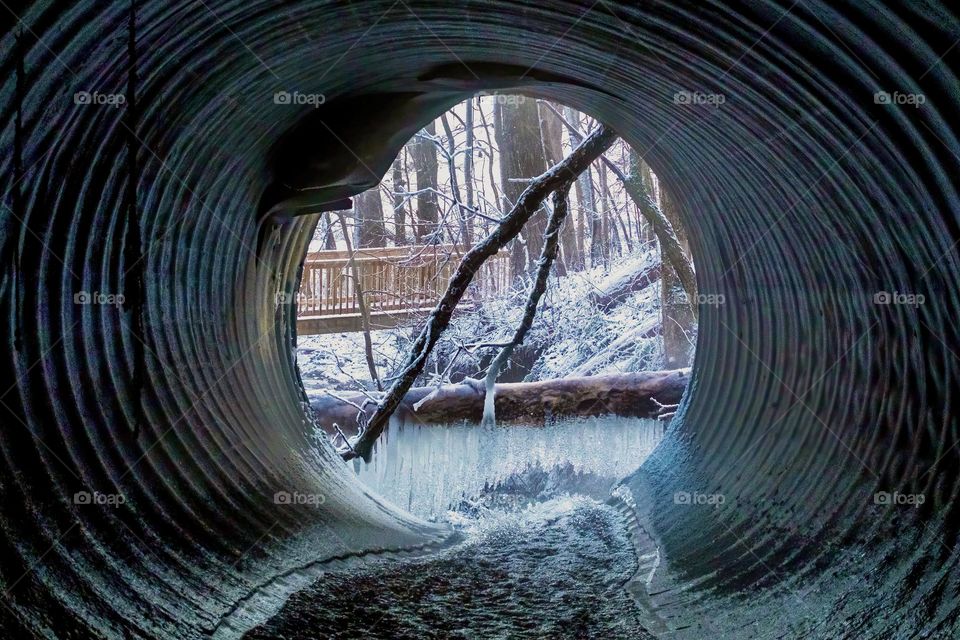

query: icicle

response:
[480,347,510,428]
[352,415,665,520]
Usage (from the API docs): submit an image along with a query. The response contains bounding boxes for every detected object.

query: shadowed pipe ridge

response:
[0,1,958,638]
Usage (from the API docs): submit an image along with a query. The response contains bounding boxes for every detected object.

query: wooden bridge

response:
[295,243,510,335]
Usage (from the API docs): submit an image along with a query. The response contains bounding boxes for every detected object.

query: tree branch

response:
[341,123,619,461]
[481,182,574,427]
[538,101,697,312]
[335,211,382,391]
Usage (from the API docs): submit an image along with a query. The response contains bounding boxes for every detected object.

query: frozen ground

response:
[246,416,665,639]
[246,496,655,640]
[296,250,670,391]
[297,328,410,391]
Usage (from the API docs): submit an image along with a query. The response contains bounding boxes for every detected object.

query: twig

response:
[651,396,679,420]
[323,390,377,427]
[464,340,514,353]
[332,423,357,454]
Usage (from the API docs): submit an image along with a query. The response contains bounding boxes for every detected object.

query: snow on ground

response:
[284,252,675,640]
[246,495,655,640]
[297,329,410,392]
[296,248,670,391]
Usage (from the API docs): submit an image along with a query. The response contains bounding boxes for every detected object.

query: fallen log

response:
[310,369,689,436]
[567,317,662,377]
[588,261,661,310]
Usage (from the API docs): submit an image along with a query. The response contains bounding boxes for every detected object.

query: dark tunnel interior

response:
[1,1,959,637]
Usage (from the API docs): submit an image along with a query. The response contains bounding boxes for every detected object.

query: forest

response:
[293,94,702,460]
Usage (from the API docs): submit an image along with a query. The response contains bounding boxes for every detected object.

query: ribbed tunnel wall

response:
[1,1,958,637]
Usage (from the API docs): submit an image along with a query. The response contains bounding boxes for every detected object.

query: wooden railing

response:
[296,244,509,331]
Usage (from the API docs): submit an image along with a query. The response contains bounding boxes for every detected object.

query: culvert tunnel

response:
[1,1,959,637]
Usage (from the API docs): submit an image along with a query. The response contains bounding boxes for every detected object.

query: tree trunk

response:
[391,155,408,246]
[335,211,381,390]
[587,169,605,266]
[598,164,616,262]
[478,98,502,226]
[353,188,386,248]
[319,216,337,249]
[564,106,590,270]
[659,188,696,368]
[313,369,689,432]
[539,101,574,275]
[639,156,656,243]
[463,97,476,247]
[412,120,440,243]
[440,113,469,247]
[610,147,634,253]
[496,97,550,278]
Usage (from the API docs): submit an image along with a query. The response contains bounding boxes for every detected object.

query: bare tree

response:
[440,113,469,246]
[659,188,696,368]
[412,120,440,243]
[342,123,619,461]
[638,155,656,242]
[563,106,597,268]
[391,154,408,246]
[542,102,697,309]
[318,215,337,249]
[477,98,503,233]
[496,97,550,277]
[598,161,616,262]
[353,188,386,248]
[539,100,574,275]
[463,97,476,247]
[334,211,381,390]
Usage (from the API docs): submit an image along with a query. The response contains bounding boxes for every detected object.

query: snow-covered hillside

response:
[296,248,689,391]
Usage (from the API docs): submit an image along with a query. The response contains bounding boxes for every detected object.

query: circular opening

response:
[293,93,698,519]
[3,3,956,638]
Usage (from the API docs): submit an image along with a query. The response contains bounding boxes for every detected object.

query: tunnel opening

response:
[293,93,698,400]
[1,1,959,638]
[289,93,701,535]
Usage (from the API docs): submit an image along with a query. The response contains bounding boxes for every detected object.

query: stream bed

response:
[246,417,665,639]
